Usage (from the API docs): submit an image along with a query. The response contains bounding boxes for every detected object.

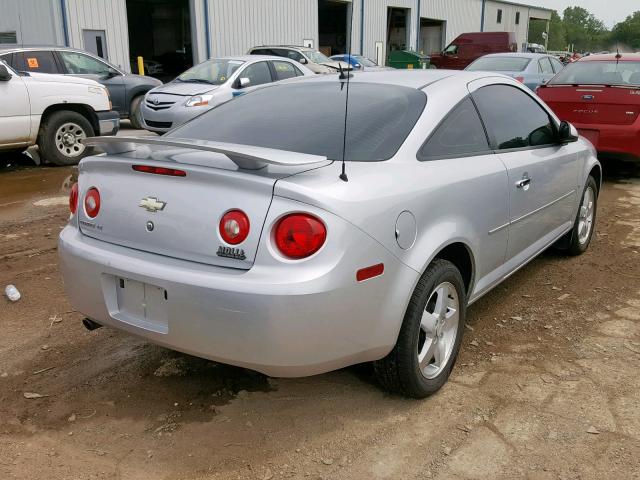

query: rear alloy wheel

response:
[129,95,144,129]
[374,259,466,398]
[564,176,598,256]
[38,111,94,166]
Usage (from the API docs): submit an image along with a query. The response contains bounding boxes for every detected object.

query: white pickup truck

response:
[0,59,119,165]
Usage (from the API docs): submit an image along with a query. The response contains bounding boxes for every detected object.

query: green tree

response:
[611,11,640,51]
[563,6,609,52]
[547,11,567,51]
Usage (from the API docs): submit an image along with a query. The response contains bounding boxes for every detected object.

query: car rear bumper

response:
[575,122,640,160]
[96,110,120,136]
[58,223,418,377]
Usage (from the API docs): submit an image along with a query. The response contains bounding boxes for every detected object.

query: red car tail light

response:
[69,182,79,215]
[84,187,101,218]
[219,210,250,245]
[132,165,186,177]
[274,213,326,259]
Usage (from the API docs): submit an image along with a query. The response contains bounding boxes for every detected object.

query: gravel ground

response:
[1,142,639,479]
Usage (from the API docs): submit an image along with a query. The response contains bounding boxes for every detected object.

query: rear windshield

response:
[168,82,427,161]
[467,57,531,72]
[549,61,640,85]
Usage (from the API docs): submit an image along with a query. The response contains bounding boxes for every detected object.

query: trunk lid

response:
[77,140,329,269]
[539,84,640,126]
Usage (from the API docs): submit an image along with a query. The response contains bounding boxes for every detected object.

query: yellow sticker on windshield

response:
[27,57,39,68]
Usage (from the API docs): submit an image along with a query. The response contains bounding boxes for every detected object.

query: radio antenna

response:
[338,4,355,182]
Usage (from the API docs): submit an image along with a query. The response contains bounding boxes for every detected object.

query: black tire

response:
[129,95,144,129]
[562,176,598,256]
[37,110,94,166]
[374,259,467,398]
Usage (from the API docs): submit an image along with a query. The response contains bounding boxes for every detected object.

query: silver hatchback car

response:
[61,70,600,398]
[140,55,314,133]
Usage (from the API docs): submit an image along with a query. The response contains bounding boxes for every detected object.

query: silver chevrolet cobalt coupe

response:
[60,70,600,398]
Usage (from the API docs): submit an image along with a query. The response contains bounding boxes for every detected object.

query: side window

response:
[418,97,490,160]
[251,48,273,56]
[270,49,289,59]
[272,60,299,80]
[239,61,272,87]
[21,50,60,73]
[539,58,554,74]
[59,51,110,75]
[284,49,304,62]
[550,57,564,73]
[0,53,13,68]
[472,84,556,150]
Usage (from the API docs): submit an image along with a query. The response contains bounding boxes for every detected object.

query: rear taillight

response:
[132,165,186,177]
[274,213,326,259]
[84,187,101,218]
[69,183,78,215]
[219,210,250,245]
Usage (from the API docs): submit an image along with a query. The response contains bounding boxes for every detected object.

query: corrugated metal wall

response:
[420,0,482,46]
[362,0,417,65]
[207,0,318,58]
[483,1,530,48]
[0,0,64,46]
[64,0,130,71]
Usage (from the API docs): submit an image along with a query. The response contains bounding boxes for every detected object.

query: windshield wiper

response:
[181,78,215,84]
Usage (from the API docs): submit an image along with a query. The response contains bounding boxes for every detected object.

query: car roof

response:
[480,53,553,59]
[251,45,312,51]
[216,55,294,62]
[579,53,640,62]
[278,69,496,90]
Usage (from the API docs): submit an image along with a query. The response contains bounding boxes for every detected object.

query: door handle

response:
[516,178,531,190]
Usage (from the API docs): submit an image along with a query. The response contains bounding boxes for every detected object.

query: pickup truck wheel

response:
[38,111,94,166]
[374,259,466,398]
[129,95,144,129]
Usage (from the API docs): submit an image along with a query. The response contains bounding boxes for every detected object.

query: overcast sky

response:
[533,0,637,27]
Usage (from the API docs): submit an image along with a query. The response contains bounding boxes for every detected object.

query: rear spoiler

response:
[82,136,328,170]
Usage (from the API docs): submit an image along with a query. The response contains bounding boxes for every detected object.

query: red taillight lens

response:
[84,187,101,218]
[132,165,186,177]
[69,182,79,215]
[274,213,326,259]
[219,210,250,245]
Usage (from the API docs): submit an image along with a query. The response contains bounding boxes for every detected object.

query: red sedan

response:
[537,53,640,161]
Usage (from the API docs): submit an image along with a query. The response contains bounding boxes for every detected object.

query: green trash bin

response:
[387,50,430,69]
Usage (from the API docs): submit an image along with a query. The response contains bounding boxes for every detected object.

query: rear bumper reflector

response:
[357,263,384,282]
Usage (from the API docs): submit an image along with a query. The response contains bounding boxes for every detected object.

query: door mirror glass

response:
[0,64,12,81]
[103,67,120,79]
[299,57,308,64]
[558,121,579,143]
[238,77,251,88]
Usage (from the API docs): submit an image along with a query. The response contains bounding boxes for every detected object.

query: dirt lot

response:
[1,149,640,480]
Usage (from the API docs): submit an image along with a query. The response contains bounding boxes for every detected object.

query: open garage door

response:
[318,0,351,57]
[126,0,192,80]
[420,19,445,55]
[387,7,409,61]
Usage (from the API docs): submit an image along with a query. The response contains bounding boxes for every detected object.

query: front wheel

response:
[37,111,94,166]
[374,259,466,398]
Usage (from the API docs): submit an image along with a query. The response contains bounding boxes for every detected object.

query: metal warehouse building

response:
[0,0,551,74]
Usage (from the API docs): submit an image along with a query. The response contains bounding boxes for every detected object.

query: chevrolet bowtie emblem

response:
[139,196,166,213]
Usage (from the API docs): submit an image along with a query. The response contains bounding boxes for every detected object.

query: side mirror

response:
[299,57,308,64]
[0,64,12,81]
[238,77,251,88]
[102,68,119,79]
[558,121,579,143]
